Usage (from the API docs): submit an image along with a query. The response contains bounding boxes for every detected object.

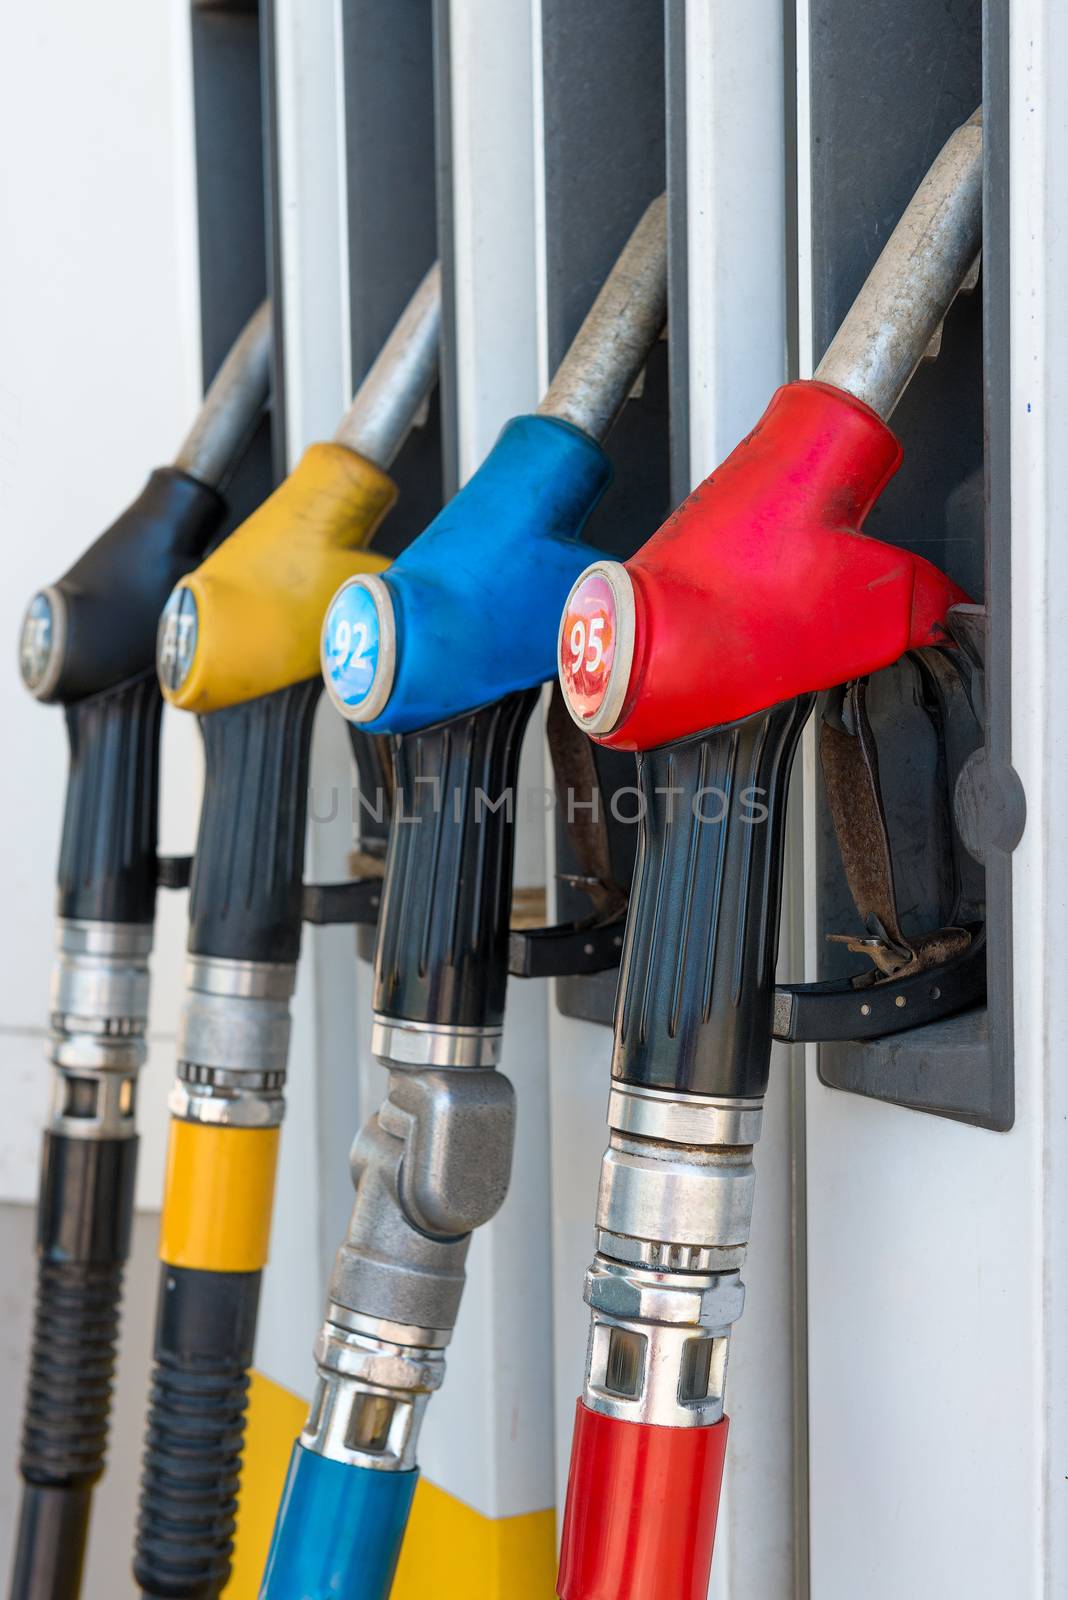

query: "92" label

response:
[323,582,381,709]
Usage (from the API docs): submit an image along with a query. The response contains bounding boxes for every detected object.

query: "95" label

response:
[560,572,617,723]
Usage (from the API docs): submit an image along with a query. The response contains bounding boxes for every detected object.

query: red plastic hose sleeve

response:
[557,1401,729,1600]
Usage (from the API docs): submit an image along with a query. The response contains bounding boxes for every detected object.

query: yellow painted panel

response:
[166,441,394,713]
[394,1478,557,1599]
[224,1371,308,1600]
[222,1370,558,1600]
[159,1121,279,1272]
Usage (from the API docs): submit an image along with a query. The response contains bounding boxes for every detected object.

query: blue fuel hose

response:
[260,1443,418,1600]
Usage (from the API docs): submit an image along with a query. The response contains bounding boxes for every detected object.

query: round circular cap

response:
[558,561,636,736]
[157,585,199,694]
[320,573,396,724]
[18,588,65,700]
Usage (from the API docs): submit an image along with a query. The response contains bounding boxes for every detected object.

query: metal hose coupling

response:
[580,1086,762,1428]
[169,955,296,1127]
[48,919,153,1137]
[558,1088,760,1600]
[302,1311,448,1474]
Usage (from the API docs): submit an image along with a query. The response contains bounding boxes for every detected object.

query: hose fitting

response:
[302,1314,447,1474]
[170,955,295,1129]
[580,1085,760,1429]
[47,919,152,1140]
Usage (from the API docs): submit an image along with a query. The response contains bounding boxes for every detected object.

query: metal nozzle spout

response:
[539,193,668,445]
[174,300,273,487]
[815,108,983,421]
[334,263,442,470]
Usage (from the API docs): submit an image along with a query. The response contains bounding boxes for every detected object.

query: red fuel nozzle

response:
[557,1402,729,1600]
[560,379,968,752]
[555,110,981,1600]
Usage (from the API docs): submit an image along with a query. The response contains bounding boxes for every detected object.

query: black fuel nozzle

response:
[10,301,271,1600]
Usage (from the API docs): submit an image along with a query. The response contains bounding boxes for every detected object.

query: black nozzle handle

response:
[373,690,539,1031]
[133,1266,260,1600]
[57,674,163,926]
[53,474,228,926]
[11,1132,138,1600]
[612,699,813,1099]
[187,679,321,963]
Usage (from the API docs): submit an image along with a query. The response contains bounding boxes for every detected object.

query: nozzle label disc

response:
[158,586,199,694]
[559,564,634,734]
[19,592,55,693]
[322,577,395,721]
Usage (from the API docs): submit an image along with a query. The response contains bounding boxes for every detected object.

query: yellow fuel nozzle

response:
[159,262,441,715]
[158,441,395,713]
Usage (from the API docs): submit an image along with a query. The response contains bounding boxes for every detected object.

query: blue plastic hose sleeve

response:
[259,1443,418,1600]
[323,413,612,733]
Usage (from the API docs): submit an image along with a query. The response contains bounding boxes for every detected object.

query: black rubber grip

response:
[187,679,320,963]
[134,1266,261,1600]
[57,674,164,926]
[45,469,226,705]
[613,699,813,1098]
[373,690,538,1030]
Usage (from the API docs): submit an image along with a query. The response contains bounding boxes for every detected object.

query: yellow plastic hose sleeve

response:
[159,1120,280,1273]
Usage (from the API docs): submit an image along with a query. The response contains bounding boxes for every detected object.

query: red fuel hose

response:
[557,1402,729,1600]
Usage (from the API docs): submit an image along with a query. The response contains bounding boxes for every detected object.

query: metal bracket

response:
[816,613,1014,1130]
[508,912,627,979]
[157,855,193,890]
[774,928,986,1045]
[155,861,385,926]
[302,877,383,927]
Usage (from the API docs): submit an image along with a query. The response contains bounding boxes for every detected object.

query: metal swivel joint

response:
[555,111,983,1600]
[305,1055,515,1473]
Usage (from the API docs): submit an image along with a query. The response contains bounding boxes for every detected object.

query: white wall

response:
[0,3,204,1593]
[0,0,203,1209]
